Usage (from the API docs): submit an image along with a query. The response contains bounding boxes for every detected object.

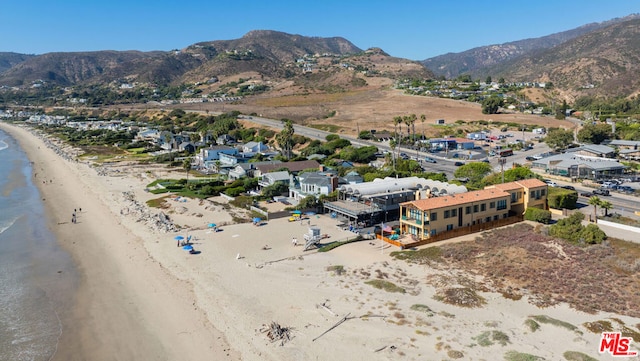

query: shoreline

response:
[2,121,638,361]
[0,122,239,361]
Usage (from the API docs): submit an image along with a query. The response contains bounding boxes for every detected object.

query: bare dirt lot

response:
[177,86,575,137]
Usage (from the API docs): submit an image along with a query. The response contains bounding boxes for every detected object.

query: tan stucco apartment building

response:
[399,179,547,240]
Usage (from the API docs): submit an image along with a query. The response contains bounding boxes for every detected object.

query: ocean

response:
[0,128,79,361]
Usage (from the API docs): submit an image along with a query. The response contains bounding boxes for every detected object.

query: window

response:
[465,206,471,214]
[430,212,437,221]
[497,199,507,210]
[473,205,479,213]
[451,209,457,217]
[493,215,499,221]
[480,203,486,212]
[503,213,508,218]
[541,189,546,196]
[444,210,450,219]
[511,192,517,203]
[485,217,491,223]
[446,224,453,231]
[490,201,495,209]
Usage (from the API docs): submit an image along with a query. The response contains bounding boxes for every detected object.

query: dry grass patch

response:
[410,304,435,317]
[562,351,598,361]
[325,265,345,276]
[434,287,486,308]
[524,319,540,332]
[392,223,640,318]
[364,280,406,294]
[504,350,545,361]
[529,315,580,334]
[473,330,510,347]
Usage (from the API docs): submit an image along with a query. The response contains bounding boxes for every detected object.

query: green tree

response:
[276,119,295,159]
[588,196,601,223]
[549,212,585,243]
[600,200,613,217]
[297,195,320,209]
[481,95,503,114]
[262,182,289,199]
[454,162,493,189]
[485,76,492,84]
[544,128,574,150]
[577,124,612,144]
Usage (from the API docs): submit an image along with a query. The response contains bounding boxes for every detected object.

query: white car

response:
[545,180,558,187]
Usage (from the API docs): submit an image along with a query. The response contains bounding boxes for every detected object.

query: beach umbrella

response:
[305,211,316,216]
[292,210,302,215]
[253,217,261,223]
[182,245,193,251]
[174,235,184,241]
[208,223,216,228]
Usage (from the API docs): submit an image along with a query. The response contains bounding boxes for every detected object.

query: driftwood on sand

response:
[260,321,292,346]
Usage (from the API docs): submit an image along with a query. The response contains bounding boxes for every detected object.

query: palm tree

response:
[600,200,613,217]
[420,114,426,140]
[393,116,402,159]
[389,139,397,171]
[182,157,192,182]
[588,196,601,223]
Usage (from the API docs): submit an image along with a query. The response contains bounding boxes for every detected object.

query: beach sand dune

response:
[2,122,638,361]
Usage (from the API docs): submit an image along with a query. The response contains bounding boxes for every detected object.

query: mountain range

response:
[1,14,640,101]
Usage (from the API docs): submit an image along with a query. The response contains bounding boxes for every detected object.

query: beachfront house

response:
[194,145,238,170]
[241,141,270,153]
[398,179,547,241]
[258,171,291,190]
[253,160,320,178]
[323,177,467,227]
[289,171,339,200]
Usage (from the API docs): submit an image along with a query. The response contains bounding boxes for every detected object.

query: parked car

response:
[617,186,634,193]
[580,192,594,198]
[544,180,558,187]
[399,152,409,160]
[525,156,537,161]
[424,157,437,163]
[561,185,575,191]
[454,161,465,166]
[593,189,610,196]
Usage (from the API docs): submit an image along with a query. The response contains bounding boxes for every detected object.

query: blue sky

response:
[1,0,637,60]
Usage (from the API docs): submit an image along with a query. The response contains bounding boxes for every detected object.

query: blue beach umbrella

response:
[174,235,184,241]
[208,223,216,228]
[253,217,261,223]
[305,211,316,216]
[182,244,193,251]
[292,210,302,215]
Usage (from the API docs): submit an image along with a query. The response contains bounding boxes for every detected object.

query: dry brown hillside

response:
[180,86,575,137]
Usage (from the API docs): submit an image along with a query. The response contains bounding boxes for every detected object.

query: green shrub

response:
[578,224,607,244]
[548,187,578,209]
[524,208,552,224]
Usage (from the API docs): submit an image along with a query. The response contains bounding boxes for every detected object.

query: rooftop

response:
[404,188,509,210]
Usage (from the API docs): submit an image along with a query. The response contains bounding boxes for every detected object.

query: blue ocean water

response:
[0,128,78,361]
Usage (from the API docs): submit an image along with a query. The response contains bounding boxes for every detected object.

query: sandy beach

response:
[2,121,639,361]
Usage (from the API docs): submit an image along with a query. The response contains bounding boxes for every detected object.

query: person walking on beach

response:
[292,237,297,246]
